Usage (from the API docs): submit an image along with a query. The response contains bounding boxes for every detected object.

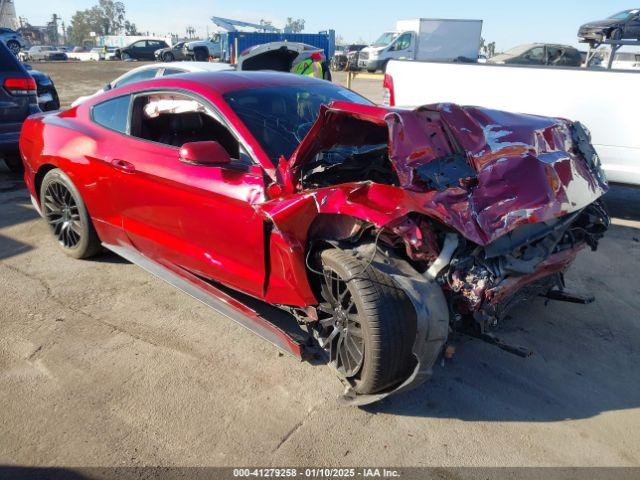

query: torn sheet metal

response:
[280,101,608,247]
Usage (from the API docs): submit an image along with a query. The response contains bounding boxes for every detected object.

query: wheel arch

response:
[304,213,371,298]
[34,163,59,202]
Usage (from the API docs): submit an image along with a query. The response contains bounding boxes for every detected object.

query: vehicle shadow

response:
[0,466,90,480]
[364,292,640,421]
[0,170,37,260]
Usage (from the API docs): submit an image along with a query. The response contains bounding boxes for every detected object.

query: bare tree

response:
[285,17,305,33]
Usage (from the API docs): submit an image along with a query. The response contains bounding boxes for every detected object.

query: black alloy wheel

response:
[316,266,366,378]
[39,169,102,258]
[43,180,83,249]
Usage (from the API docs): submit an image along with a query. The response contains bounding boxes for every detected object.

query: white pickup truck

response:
[384,60,640,186]
[183,36,222,61]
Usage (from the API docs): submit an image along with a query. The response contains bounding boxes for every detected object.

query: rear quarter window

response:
[91,95,131,133]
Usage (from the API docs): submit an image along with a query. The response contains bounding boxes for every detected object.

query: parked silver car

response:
[154,41,187,62]
[0,27,25,55]
[21,45,68,61]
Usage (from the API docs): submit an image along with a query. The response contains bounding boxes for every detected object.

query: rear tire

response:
[3,153,23,174]
[40,169,102,259]
[315,248,417,394]
[7,40,20,55]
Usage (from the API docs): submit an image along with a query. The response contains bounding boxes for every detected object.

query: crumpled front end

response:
[266,101,609,404]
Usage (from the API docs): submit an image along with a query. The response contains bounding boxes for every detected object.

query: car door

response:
[388,32,414,60]
[628,12,640,37]
[519,46,545,65]
[145,41,165,60]
[105,89,268,298]
[128,41,146,59]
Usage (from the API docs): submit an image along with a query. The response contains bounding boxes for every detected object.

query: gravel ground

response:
[1,61,639,471]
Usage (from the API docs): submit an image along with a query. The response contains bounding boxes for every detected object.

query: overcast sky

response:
[18,0,636,49]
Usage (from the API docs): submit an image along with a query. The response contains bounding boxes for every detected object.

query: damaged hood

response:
[283,101,608,246]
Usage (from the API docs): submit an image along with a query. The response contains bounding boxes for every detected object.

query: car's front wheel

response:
[121,52,131,61]
[40,169,102,259]
[314,248,417,395]
[194,47,208,61]
[609,28,623,41]
[163,52,174,62]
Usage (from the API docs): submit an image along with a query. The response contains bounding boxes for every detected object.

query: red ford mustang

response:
[19,72,609,404]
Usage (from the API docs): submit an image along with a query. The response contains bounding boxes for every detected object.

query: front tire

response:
[609,28,623,41]
[40,169,102,259]
[121,52,131,61]
[315,248,417,394]
[163,52,174,62]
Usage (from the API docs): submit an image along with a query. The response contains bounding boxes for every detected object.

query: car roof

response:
[121,70,333,96]
[111,61,233,84]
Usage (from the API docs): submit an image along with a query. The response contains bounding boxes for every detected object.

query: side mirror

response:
[179,141,231,166]
[103,83,112,91]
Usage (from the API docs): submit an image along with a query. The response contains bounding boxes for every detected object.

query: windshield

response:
[373,32,398,47]
[608,10,636,20]
[224,83,373,163]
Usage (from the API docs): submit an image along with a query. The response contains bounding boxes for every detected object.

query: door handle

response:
[111,159,135,174]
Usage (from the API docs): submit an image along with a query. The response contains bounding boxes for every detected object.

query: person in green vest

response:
[292,51,323,79]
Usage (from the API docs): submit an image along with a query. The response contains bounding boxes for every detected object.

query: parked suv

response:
[0,42,40,173]
[24,64,60,111]
[488,43,582,67]
[116,39,169,61]
[0,27,25,55]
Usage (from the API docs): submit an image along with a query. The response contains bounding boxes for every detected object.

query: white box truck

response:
[358,18,483,72]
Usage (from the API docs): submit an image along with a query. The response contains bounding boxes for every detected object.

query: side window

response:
[131,41,145,50]
[547,47,563,65]
[526,47,545,62]
[392,33,412,51]
[148,41,164,49]
[128,92,242,161]
[115,68,160,88]
[92,95,131,133]
[162,68,186,76]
